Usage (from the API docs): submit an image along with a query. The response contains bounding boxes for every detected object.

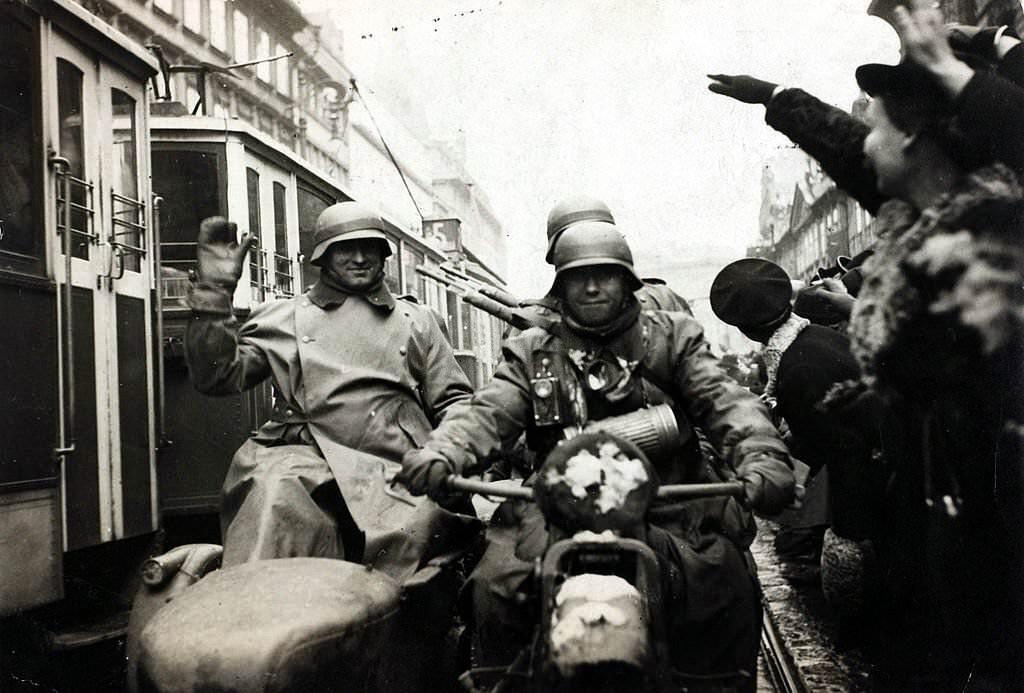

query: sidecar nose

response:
[136,558,401,693]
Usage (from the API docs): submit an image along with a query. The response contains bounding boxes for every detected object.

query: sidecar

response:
[127,545,466,693]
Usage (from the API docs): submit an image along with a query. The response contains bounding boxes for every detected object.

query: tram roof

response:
[37,0,160,79]
[149,114,507,287]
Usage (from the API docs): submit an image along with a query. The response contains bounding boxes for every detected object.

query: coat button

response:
[285,408,294,416]
[399,346,407,355]
[301,335,311,343]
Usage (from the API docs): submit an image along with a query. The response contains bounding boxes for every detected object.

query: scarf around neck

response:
[763,313,811,397]
[561,295,642,342]
[310,270,394,310]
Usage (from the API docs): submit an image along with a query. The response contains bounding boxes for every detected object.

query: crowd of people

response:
[181,2,1022,691]
[708,2,1024,690]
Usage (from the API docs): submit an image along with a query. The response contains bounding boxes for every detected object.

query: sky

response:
[297,0,899,296]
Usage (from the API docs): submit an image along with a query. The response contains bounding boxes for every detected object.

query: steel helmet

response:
[310,202,392,266]
[545,195,616,263]
[551,221,642,290]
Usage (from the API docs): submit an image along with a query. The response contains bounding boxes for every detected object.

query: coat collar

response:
[307,279,396,312]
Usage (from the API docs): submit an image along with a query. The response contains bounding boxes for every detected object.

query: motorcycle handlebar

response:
[444,475,745,501]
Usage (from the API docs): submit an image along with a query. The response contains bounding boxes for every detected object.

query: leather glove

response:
[397,448,455,499]
[196,216,256,292]
[707,74,779,105]
[736,450,796,516]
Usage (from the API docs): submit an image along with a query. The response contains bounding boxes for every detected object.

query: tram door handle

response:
[96,242,124,290]
[111,245,126,281]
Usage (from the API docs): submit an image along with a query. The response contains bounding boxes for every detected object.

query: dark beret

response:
[710,259,792,330]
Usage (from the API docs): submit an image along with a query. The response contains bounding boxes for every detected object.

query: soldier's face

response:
[561,265,629,327]
[323,239,386,291]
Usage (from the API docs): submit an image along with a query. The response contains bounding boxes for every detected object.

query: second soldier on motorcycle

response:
[400,218,795,686]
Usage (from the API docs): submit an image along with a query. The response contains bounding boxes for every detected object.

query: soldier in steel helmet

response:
[399,219,795,683]
[515,195,693,332]
[183,203,477,578]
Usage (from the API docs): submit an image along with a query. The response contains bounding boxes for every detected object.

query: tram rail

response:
[760,608,808,693]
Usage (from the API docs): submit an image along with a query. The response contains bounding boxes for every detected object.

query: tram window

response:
[57,59,89,260]
[446,290,459,343]
[383,234,401,294]
[247,167,262,301]
[111,90,142,272]
[401,246,423,298]
[460,300,474,351]
[0,20,40,262]
[152,147,225,297]
[296,184,331,290]
[272,181,292,296]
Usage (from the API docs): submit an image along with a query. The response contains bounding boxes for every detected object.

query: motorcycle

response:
[450,432,751,693]
[126,423,748,693]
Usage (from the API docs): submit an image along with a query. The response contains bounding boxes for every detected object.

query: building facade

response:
[755,2,1022,279]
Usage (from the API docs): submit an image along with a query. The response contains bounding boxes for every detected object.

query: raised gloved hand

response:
[707,74,779,105]
[736,450,796,516]
[397,448,456,499]
[195,216,256,292]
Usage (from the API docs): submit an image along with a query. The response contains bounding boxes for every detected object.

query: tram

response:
[1,0,161,621]
[1,0,506,663]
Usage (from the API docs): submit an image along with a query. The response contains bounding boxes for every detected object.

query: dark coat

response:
[764,43,1024,216]
[846,166,1024,688]
[430,309,791,676]
[774,325,881,539]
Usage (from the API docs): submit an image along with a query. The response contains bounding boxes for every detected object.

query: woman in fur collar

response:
[843,4,1024,691]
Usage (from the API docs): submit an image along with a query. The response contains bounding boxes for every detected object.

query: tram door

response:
[48,32,157,550]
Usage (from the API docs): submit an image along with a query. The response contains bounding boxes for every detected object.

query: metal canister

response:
[565,403,681,460]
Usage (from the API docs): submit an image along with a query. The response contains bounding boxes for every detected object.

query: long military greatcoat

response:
[185,279,477,579]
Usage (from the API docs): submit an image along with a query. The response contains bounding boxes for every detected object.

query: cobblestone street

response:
[752,520,872,692]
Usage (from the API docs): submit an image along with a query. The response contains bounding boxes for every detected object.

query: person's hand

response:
[195,216,255,291]
[398,448,455,499]
[736,450,796,515]
[707,74,779,105]
[947,23,1021,62]
[894,0,974,96]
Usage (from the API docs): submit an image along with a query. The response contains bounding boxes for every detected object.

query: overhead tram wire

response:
[349,78,426,224]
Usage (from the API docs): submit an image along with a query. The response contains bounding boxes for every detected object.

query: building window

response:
[233,11,249,63]
[275,44,290,96]
[256,28,271,83]
[183,0,202,34]
[209,0,227,51]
